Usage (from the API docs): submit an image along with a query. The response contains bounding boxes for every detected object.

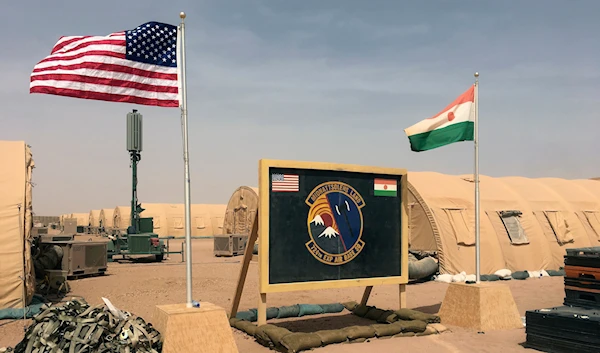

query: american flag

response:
[271,174,299,192]
[30,21,180,107]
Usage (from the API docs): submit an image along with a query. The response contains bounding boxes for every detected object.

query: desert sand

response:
[0,239,564,352]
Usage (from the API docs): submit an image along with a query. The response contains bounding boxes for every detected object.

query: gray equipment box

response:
[40,235,108,279]
[214,234,248,257]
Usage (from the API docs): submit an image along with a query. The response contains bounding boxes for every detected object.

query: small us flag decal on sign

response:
[272,174,299,192]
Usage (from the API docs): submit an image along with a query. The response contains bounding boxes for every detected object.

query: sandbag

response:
[236,310,257,322]
[365,307,387,321]
[255,324,278,347]
[229,317,242,326]
[480,274,500,281]
[343,325,376,340]
[264,325,293,349]
[298,304,324,316]
[371,323,404,337]
[280,332,322,353]
[393,332,416,337]
[393,319,428,333]
[315,329,348,345]
[267,307,280,319]
[377,310,397,324]
[277,305,301,318]
[352,304,371,317]
[394,308,440,323]
[416,325,438,336]
[319,303,345,313]
[235,320,258,336]
[511,271,529,280]
[408,256,439,280]
[546,269,565,277]
[342,301,359,311]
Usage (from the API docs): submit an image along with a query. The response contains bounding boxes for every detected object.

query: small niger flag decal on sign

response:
[374,179,397,196]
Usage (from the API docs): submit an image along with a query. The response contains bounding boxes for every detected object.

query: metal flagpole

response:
[178,11,193,307]
[474,72,481,283]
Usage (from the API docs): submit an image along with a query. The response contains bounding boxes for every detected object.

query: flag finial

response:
[474,72,479,78]
[180,12,186,19]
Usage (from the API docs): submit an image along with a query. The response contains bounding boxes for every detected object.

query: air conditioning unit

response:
[213,234,248,257]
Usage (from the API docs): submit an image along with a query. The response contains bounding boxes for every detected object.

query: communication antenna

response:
[126,109,144,233]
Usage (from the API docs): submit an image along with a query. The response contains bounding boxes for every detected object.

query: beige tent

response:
[408,172,600,275]
[89,209,102,227]
[129,203,226,237]
[113,206,131,230]
[223,186,259,236]
[0,141,35,309]
[69,213,90,227]
[99,208,115,230]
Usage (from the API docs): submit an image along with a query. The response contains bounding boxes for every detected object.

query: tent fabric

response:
[69,213,89,227]
[0,141,35,309]
[113,206,131,230]
[99,208,115,230]
[89,210,101,227]
[113,203,227,237]
[408,172,600,275]
[223,186,259,236]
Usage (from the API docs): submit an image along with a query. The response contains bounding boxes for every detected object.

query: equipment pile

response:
[1,298,162,353]
[525,247,600,353]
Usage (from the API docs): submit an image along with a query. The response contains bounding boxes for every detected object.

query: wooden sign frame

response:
[231,159,409,326]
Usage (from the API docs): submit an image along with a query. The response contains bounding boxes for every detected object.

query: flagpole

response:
[474,72,481,283]
[179,11,193,307]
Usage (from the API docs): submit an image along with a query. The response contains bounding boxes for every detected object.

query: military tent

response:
[89,209,101,227]
[408,171,600,275]
[99,208,115,230]
[222,186,258,236]
[69,213,90,227]
[113,206,131,230]
[121,203,226,237]
[0,141,35,309]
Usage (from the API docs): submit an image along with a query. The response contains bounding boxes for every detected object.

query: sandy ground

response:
[0,239,565,352]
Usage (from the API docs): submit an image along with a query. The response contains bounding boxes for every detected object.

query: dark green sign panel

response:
[267,166,405,285]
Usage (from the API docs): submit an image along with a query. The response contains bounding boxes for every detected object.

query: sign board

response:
[258,159,408,293]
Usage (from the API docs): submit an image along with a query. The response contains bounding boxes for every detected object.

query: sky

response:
[1,0,598,216]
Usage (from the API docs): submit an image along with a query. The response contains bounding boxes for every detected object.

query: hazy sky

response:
[1,0,598,216]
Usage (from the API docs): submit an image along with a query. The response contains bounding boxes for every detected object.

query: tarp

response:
[223,186,258,235]
[0,141,35,309]
[408,171,600,275]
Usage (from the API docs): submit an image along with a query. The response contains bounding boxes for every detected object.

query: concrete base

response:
[438,282,523,331]
[153,302,239,353]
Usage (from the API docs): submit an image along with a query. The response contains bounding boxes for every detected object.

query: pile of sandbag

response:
[434,268,565,283]
[235,303,345,322]
[230,302,447,352]
[1,298,162,353]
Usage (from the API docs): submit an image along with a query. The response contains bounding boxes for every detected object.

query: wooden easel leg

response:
[257,293,267,326]
[229,216,259,319]
[360,286,373,306]
[399,284,406,309]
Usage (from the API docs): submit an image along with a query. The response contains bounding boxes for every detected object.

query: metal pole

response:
[474,72,480,283]
[179,11,193,307]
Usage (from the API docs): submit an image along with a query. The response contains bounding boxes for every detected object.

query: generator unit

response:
[213,234,248,257]
[38,234,108,280]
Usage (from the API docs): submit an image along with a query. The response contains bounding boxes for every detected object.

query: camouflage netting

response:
[230,302,448,352]
[1,299,162,353]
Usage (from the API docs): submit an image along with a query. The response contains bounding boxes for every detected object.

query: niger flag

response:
[404,85,475,152]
